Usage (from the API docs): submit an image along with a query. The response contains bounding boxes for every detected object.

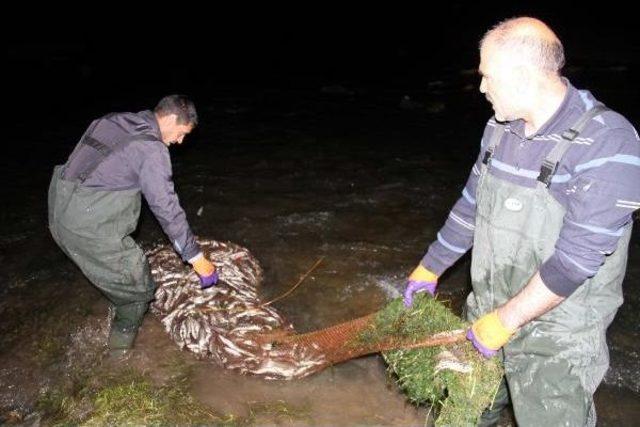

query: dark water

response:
[1,63,639,425]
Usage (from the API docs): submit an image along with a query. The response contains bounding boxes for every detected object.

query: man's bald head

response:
[481,17,565,75]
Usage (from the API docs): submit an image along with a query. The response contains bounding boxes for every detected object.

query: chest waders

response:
[48,126,157,351]
[469,105,632,427]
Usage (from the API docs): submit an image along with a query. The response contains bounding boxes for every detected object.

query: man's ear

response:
[166,113,179,126]
[158,113,179,126]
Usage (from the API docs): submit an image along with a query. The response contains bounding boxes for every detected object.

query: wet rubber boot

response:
[108,327,138,357]
[107,301,148,355]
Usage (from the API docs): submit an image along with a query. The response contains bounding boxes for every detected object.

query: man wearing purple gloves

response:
[404,17,639,426]
[49,95,218,355]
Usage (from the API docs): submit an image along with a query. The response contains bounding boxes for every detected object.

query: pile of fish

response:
[148,240,326,380]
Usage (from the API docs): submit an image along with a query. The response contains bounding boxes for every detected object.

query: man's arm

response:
[501,126,639,329]
[539,127,640,297]
[420,121,499,275]
[467,271,565,357]
[497,271,564,330]
[137,142,218,287]
[405,122,498,306]
[138,145,201,262]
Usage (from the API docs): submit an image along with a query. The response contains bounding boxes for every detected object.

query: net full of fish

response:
[148,240,503,425]
[148,240,326,380]
[149,240,480,382]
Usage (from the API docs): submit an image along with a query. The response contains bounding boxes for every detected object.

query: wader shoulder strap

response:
[482,120,506,165]
[76,136,113,183]
[76,131,158,184]
[537,104,610,186]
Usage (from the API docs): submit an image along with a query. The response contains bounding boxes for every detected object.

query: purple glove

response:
[199,270,219,289]
[466,328,498,358]
[403,280,437,307]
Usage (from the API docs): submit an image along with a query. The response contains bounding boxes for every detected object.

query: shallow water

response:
[1,66,639,425]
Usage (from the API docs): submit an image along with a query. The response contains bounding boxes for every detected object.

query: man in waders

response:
[48,95,218,356]
[404,17,639,426]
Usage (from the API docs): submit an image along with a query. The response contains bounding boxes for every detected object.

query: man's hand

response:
[403,265,438,307]
[190,253,218,289]
[467,311,516,357]
[466,271,566,357]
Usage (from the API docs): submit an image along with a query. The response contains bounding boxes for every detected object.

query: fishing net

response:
[256,312,466,367]
[149,240,503,425]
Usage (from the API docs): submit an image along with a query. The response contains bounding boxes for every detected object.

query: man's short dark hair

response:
[154,95,198,127]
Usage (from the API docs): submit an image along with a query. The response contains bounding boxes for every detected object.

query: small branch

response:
[262,257,325,307]
[384,329,467,351]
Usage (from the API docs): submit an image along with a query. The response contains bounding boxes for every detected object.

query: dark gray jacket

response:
[63,110,200,261]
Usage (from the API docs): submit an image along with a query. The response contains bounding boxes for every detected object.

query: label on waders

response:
[504,197,523,212]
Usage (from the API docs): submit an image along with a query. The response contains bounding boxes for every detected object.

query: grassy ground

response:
[33,352,310,426]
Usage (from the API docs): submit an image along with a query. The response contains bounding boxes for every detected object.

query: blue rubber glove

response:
[403,265,438,307]
[191,253,219,289]
[466,311,516,358]
[199,270,219,289]
[466,328,498,358]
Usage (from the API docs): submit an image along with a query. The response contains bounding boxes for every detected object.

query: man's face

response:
[479,42,528,122]
[159,114,193,145]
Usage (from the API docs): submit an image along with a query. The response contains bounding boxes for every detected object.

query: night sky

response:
[4,2,639,210]
[7,3,638,126]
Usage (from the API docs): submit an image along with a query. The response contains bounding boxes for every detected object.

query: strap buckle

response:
[561,128,579,141]
[537,160,557,186]
[482,148,494,165]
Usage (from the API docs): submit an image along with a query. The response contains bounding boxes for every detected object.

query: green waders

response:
[469,106,631,427]
[48,164,155,350]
